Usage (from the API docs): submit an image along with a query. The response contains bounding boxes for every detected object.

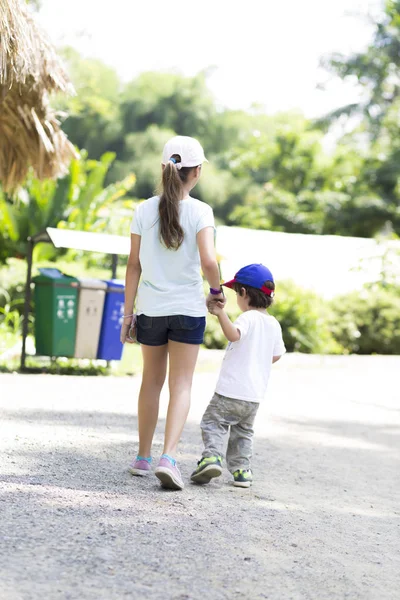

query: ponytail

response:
[159,154,196,250]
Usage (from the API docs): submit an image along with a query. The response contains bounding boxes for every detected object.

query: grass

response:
[0,330,20,355]
[0,330,142,376]
[0,330,224,377]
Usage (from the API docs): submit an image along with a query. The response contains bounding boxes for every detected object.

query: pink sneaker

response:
[155,454,184,490]
[129,456,152,476]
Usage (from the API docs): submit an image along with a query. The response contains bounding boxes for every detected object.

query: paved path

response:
[0,354,399,600]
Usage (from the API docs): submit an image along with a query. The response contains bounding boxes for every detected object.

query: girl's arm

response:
[197,227,221,289]
[197,227,226,307]
[121,234,142,344]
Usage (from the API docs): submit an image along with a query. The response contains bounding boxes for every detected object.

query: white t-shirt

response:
[215,311,286,403]
[130,195,214,317]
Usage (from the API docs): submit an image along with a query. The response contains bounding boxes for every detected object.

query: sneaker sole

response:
[191,465,223,484]
[155,467,184,490]
[129,467,151,477]
[233,480,252,488]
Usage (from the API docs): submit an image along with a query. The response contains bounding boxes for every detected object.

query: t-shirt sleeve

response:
[196,203,215,234]
[233,313,252,340]
[130,204,142,235]
[273,321,286,356]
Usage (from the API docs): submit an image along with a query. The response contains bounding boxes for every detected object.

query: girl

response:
[121,136,224,491]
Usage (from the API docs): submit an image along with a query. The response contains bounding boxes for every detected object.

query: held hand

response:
[209,301,225,316]
[120,316,136,344]
[206,293,225,315]
[206,292,226,313]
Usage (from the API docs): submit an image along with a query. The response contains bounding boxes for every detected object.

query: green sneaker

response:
[190,456,223,484]
[233,469,253,488]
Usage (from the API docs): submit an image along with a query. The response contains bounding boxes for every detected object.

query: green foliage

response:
[0,302,24,335]
[0,259,26,311]
[2,258,398,356]
[203,315,229,350]
[0,356,110,376]
[58,48,123,159]
[324,1,400,127]
[0,152,135,262]
[120,71,216,144]
[323,1,400,236]
[51,34,400,239]
[329,285,400,355]
[203,284,342,354]
[204,280,400,355]
[230,187,396,238]
[58,151,136,234]
[109,125,174,198]
[269,281,342,354]
[0,262,29,353]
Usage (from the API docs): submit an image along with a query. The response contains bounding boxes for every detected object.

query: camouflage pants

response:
[200,393,259,473]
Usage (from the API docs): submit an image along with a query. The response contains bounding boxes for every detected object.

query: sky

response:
[37,0,383,118]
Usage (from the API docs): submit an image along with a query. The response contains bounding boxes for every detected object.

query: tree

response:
[322,1,400,236]
[56,47,397,238]
[120,71,217,145]
[57,48,123,159]
[324,1,400,131]
[0,152,135,262]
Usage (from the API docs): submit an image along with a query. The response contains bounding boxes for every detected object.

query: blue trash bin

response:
[97,279,125,360]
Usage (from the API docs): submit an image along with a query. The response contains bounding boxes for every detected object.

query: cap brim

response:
[190,157,208,166]
[222,279,236,289]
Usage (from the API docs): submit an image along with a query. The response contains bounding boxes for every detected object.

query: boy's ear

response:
[240,286,247,298]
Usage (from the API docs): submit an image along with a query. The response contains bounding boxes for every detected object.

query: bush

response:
[330,285,400,354]
[0,259,27,311]
[203,282,342,354]
[269,280,342,354]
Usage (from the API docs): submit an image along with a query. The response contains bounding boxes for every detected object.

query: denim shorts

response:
[136,314,206,346]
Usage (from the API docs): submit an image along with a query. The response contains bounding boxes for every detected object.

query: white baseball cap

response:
[162,136,208,168]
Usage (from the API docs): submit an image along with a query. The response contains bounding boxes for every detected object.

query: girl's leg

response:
[163,341,200,457]
[138,344,168,457]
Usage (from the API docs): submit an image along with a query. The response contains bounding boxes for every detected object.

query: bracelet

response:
[210,287,223,296]
[123,313,135,318]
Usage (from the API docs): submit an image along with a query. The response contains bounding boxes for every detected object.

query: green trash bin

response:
[33,268,79,357]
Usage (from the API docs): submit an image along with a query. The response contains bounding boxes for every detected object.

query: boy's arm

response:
[272,320,285,364]
[217,310,241,343]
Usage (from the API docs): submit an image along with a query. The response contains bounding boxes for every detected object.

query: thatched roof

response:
[0,0,77,192]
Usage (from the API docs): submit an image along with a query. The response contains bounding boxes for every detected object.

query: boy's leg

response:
[191,394,235,484]
[200,393,233,459]
[226,401,259,476]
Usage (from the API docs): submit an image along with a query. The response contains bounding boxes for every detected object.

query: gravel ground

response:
[0,353,399,600]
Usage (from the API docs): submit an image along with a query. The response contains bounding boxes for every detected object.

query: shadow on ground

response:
[1,405,399,600]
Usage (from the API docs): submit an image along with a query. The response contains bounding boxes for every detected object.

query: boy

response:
[191,264,285,488]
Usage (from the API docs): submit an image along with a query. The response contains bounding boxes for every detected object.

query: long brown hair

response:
[159,154,198,250]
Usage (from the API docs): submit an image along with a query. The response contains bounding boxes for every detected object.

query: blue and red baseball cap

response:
[222,264,275,296]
